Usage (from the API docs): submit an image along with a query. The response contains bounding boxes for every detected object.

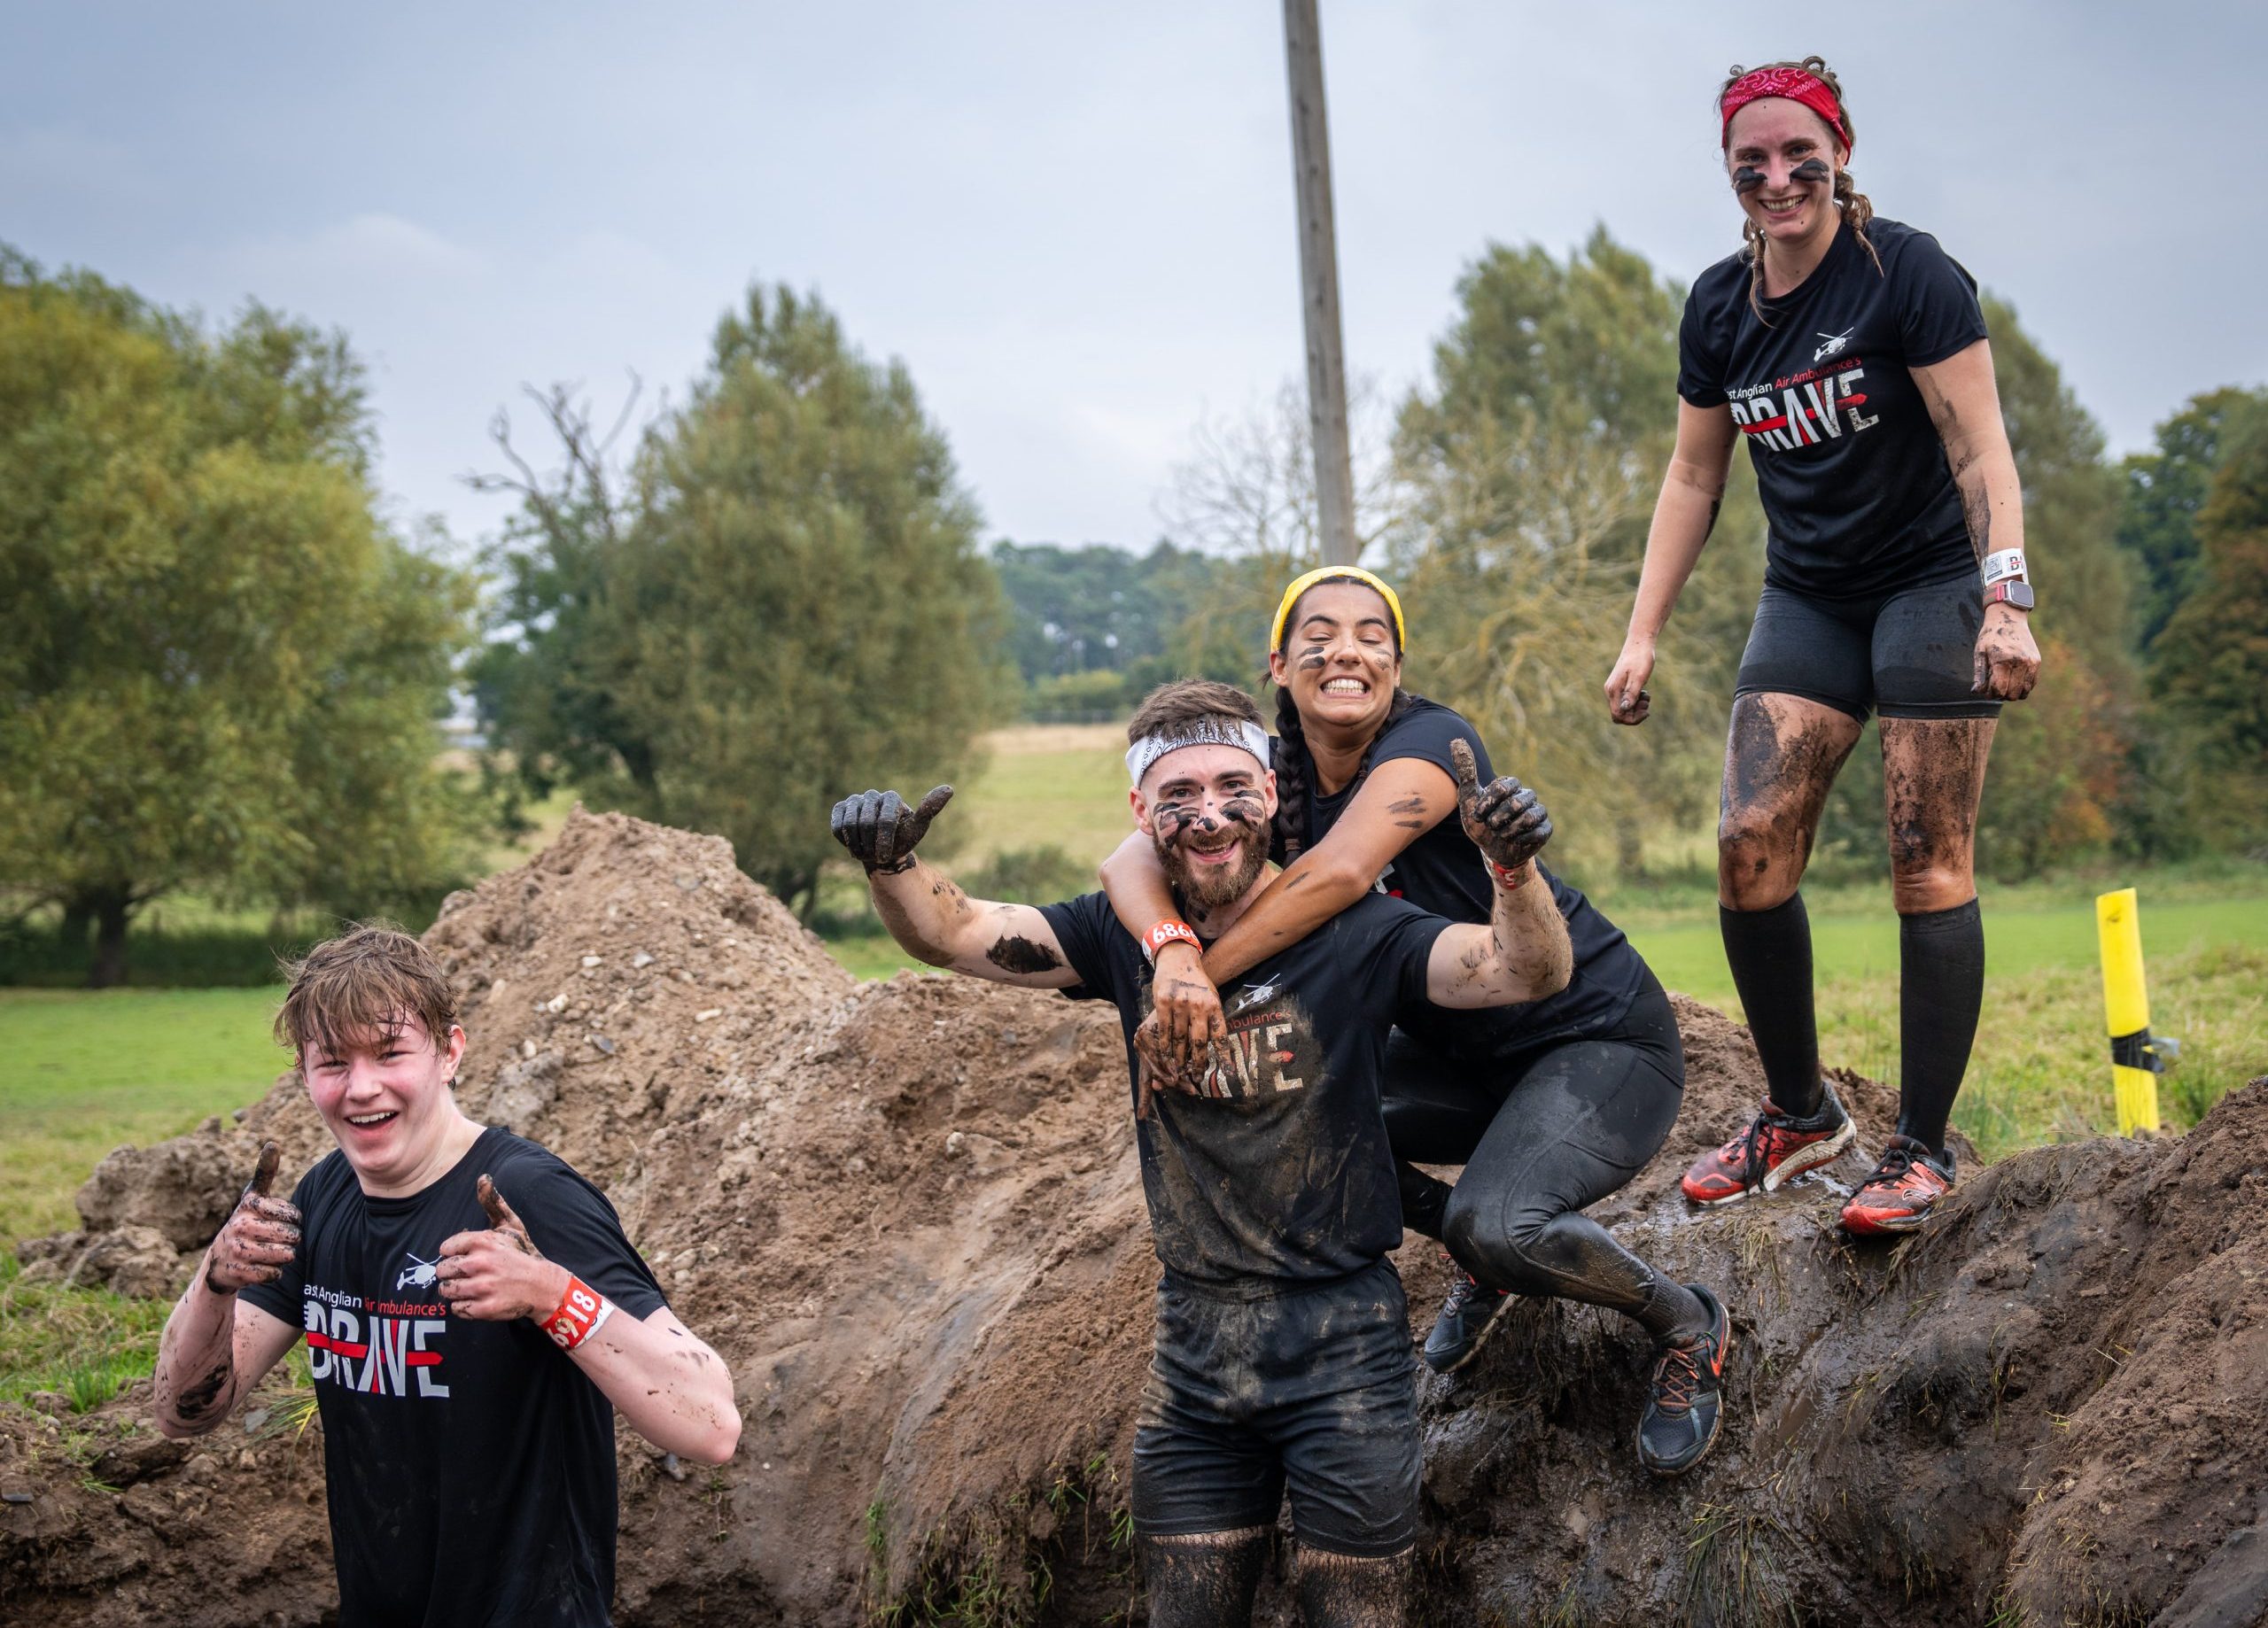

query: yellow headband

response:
[1270,565,1407,655]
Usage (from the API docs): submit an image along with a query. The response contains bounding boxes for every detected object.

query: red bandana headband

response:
[1720,67,1851,153]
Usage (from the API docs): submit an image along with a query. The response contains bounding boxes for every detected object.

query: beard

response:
[1154,820,1270,911]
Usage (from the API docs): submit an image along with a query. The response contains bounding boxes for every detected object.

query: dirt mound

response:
[7,808,2267,1626]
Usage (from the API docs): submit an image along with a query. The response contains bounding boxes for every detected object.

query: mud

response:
[1720,693,1860,904]
[8,806,2268,1626]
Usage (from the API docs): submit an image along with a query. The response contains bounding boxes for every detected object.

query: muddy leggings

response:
[1387,976,1703,1343]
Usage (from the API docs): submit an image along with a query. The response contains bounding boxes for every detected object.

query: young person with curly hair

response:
[1604,58,2040,1234]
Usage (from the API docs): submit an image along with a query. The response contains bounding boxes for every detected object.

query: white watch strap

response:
[1984,547,2026,586]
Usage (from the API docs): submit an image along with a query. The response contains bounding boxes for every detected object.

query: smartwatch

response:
[1984,580,2034,611]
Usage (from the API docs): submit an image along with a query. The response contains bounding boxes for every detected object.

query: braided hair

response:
[1268,581,1415,866]
[1723,55,1882,322]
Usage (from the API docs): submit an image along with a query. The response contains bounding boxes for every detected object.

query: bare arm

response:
[1423,741,1573,1008]
[439,1177,741,1465]
[1914,338,2040,701]
[1605,399,1738,724]
[1201,756,1456,985]
[155,1143,305,1437]
[833,786,1083,987]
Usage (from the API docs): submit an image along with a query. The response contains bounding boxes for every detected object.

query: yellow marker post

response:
[2096,888,2162,1136]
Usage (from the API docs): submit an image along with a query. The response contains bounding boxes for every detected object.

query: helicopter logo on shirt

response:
[396,1252,442,1291]
[1813,328,1854,362]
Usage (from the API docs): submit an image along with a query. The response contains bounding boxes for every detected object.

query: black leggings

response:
[1386,979,1694,1340]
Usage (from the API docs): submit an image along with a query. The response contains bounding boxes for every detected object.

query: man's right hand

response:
[830,786,954,875]
[204,1142,300,1295]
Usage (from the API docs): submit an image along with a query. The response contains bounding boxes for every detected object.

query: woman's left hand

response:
[1972,603,2040,701]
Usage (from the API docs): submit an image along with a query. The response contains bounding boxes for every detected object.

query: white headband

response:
[1125,720,1273,788]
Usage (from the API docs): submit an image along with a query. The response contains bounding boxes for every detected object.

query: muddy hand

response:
[1146,945,1228,1089]
[1603,642,1655,725]
[439,1175,563,1321]
[205,1141,300,1294]
[1450,739,1552,871]
[830,785,955,875]
[1971,604,2040,702]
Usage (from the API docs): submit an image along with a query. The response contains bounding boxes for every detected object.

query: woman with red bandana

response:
[1604,58,2040,1233]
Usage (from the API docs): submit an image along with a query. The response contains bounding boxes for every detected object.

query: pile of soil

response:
[6,808,2265,1626]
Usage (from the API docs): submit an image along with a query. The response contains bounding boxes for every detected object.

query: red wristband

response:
[1488,859,1530,890]
[541,1275,616,1351]
[1143,919,1202,960]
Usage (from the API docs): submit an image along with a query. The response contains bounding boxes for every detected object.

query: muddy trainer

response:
[152,925,741,1627]
[837,679,1617,1626]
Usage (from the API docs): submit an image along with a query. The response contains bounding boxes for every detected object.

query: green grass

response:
[0,988,290,1242]
[0,1254,175,1414]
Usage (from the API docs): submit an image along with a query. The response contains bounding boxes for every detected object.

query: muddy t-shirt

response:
[1040,889,1447,1293]
[1291,695,1647,1058]
[242,1128,666,1628]
[1678,217,1988,601]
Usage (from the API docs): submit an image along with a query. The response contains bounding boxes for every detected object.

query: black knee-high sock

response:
[1897,899,1983,1164]
[1396,1161,1453,1243]
[1720,894,1822,1117]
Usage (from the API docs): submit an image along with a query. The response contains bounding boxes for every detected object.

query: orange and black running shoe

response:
[1679,1084,1853,1205]
[1839,1135,1953,1236]
[1636,1283,1729,1477]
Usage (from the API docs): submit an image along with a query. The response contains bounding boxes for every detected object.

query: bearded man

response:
[830,678,1570,1628]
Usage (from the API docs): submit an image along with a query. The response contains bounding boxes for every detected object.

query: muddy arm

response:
[1608,399,1736,722]
[439,1178,741,1463]
[1423,741,1573,1009]
[867,859,1084,988]
[155,1287,299,1438]
[1914,339,2039,702]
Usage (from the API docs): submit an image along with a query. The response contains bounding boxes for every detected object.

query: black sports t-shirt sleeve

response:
[1677,276,1735,408]
[1037,892,1127,1005]
[1346,898,1450,1030]
[1366,699,1489,787]
[1894,230,1988,368]
[487,1148,666,1322]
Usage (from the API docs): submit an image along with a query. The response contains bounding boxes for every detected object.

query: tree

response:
[0,251,481,984]
[2148,408,2268,841]
[1389,229,1763,879]
[2117,386,2268,651]
[476,283,1012,917]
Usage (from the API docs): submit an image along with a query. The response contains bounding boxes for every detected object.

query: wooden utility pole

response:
[1282,0,1358,566]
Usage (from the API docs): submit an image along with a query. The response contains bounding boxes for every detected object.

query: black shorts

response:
[1734,571,2002,722]
[1130,1257,1418,1558]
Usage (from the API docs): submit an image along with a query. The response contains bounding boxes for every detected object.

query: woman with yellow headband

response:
[1100,566,1730,1477]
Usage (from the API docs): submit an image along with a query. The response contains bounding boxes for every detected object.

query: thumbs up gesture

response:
[203,1141,302,1294]
[439,1174,569,1322]
[830,785,956,874]
[1449,738,1554,874]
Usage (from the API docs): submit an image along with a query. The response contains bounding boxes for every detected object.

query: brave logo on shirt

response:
[1724,353,1878,453]
[1170,982,1327,1102]
[302,1276,451,1399]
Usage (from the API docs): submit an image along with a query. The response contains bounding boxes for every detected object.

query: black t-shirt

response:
[1040,888,1447,1293]
[1677,217,1989,601]
[1285,696,1648,1058]
[242,1128,667,1628]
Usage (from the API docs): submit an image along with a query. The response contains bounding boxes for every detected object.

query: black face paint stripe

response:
[1734,167,1766,192]
[1790,158,1831,184]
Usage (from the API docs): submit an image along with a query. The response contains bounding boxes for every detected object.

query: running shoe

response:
[1636,1283,1730,1477]
[1839,1135,1954,1236]
[1421,1260,1511,1374]
[1679,1085,1854,1205]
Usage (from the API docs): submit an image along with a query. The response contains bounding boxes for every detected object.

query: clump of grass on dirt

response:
[0,1255,173,1414]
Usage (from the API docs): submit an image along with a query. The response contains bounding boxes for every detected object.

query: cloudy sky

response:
[11,3,2264,555]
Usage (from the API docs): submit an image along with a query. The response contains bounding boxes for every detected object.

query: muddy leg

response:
[1717,694,1863,1116]
[1295,1545,1410,1627]
[1140,1527,1270,1627]
[1880,717,1995,1157]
